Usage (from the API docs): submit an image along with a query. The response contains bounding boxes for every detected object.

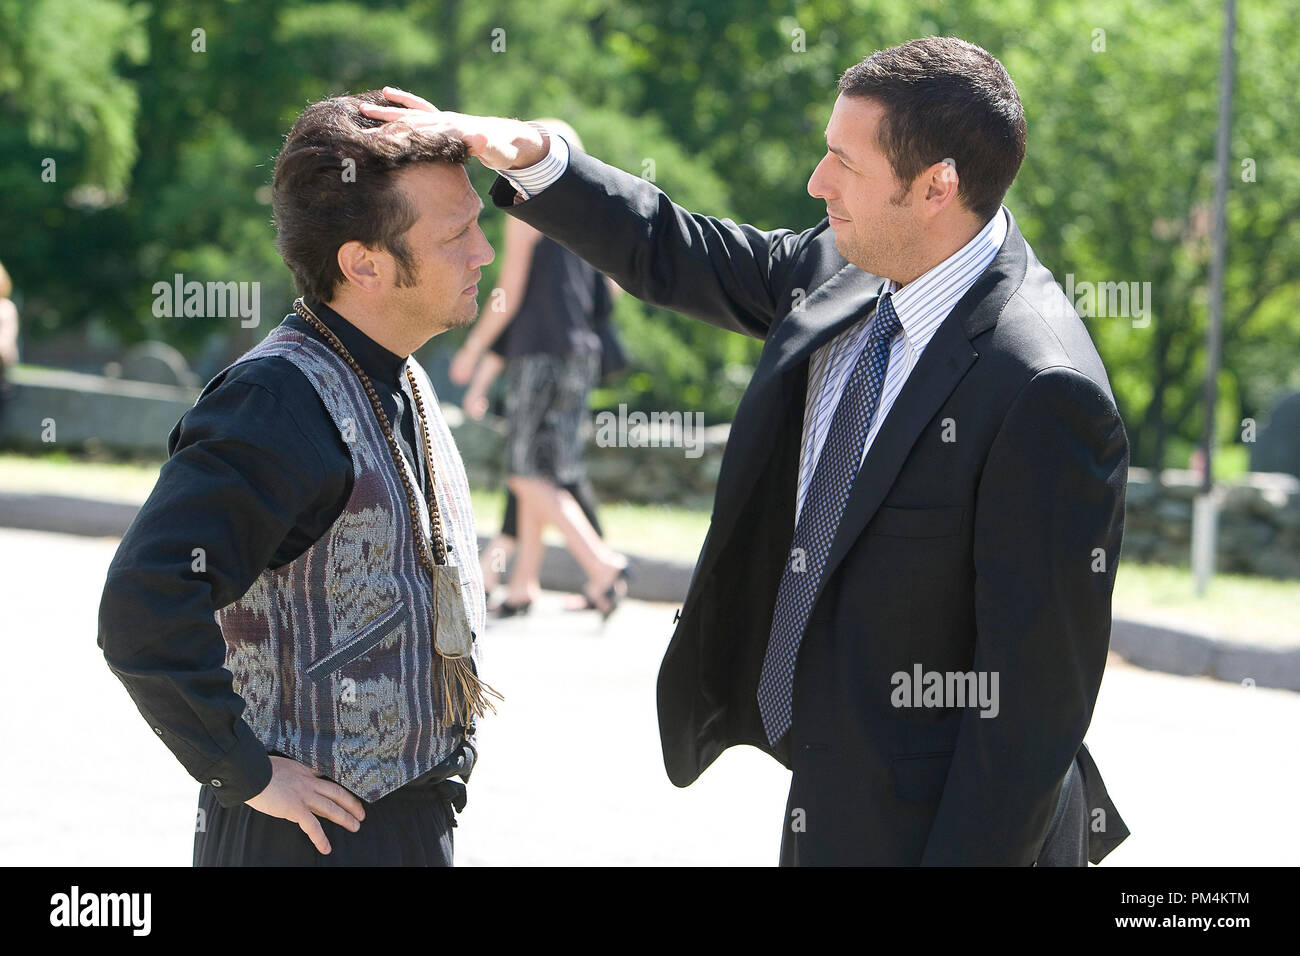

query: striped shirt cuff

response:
[498,122,570,201]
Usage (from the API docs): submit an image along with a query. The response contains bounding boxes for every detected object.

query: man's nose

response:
[472,228,495,268]
[807,156,829,199]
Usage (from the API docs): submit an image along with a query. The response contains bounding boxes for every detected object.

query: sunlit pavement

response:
[2,525,1296,866]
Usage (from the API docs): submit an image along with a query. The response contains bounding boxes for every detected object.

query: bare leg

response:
[510,474,627,612]
[504,475,546,605]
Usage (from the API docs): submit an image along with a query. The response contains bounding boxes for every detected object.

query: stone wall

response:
[1122,467,1300,579]
[0,367,198,457]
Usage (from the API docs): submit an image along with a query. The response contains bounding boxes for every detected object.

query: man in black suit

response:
[362,35,1130,865]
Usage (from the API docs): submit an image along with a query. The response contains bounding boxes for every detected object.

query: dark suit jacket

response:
[490,146,1131,865]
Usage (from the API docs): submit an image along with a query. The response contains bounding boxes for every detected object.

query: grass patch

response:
[469,485,709,561]
[0,450,164,503]
[1112,561,1299,646]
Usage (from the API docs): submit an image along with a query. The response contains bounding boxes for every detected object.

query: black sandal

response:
[489,598,533,618]
[582,563,633,621]
[568,564,633,611]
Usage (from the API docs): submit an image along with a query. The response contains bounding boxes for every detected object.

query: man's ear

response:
[920,158,961,216]
[337,240,386,293]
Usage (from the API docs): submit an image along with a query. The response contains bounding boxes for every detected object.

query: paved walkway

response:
[2,526,1296,866]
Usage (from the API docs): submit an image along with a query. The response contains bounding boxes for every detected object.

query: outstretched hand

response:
[358,87,550,171]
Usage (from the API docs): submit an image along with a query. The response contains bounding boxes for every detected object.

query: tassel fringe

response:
[441,655,504,726]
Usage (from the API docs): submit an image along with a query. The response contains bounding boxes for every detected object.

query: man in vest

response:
[98,90,496,866]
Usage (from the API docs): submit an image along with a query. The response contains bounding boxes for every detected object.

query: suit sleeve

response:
[97,374,343,807]
[919,366,1129,865]
[489,147,809,340]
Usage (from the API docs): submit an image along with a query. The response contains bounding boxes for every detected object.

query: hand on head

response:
[359,88,550,171]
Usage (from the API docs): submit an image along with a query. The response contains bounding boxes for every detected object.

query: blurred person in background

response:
[449,118,630,621]
[0,260,19,418]
[461,336,612,613]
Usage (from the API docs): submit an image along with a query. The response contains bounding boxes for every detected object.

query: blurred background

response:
[0,0,1296,865]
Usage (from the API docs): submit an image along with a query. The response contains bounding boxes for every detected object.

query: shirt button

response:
[210,778,223,788]
[153,727,163,735]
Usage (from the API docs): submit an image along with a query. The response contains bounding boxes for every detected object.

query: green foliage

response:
[0,0,1296,457]
[0,0,147,193]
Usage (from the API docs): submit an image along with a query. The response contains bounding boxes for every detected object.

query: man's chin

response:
[452,299,478,328]
[833,235,870,272]
[428,301,476,336]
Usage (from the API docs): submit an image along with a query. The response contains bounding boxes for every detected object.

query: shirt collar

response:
[883,206,1008,352]
[295,298,408,386]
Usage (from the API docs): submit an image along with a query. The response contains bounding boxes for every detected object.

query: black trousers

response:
[1033,755,1089,867]
[777,755,1088,866]
[193,778,465,867]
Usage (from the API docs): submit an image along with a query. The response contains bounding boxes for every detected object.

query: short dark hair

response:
[838,37,1026,220]
[272,90,468,303]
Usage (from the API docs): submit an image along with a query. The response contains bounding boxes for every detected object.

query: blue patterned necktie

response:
[757,291,904,746]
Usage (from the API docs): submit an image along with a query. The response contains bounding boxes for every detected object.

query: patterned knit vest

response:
[212,325,486,803]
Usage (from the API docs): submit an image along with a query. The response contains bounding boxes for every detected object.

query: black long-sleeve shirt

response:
[98,300,473,808]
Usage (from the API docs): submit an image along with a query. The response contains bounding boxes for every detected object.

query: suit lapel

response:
[816,316,976,581]
[768,263,887,378]
[707,264,885,529]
